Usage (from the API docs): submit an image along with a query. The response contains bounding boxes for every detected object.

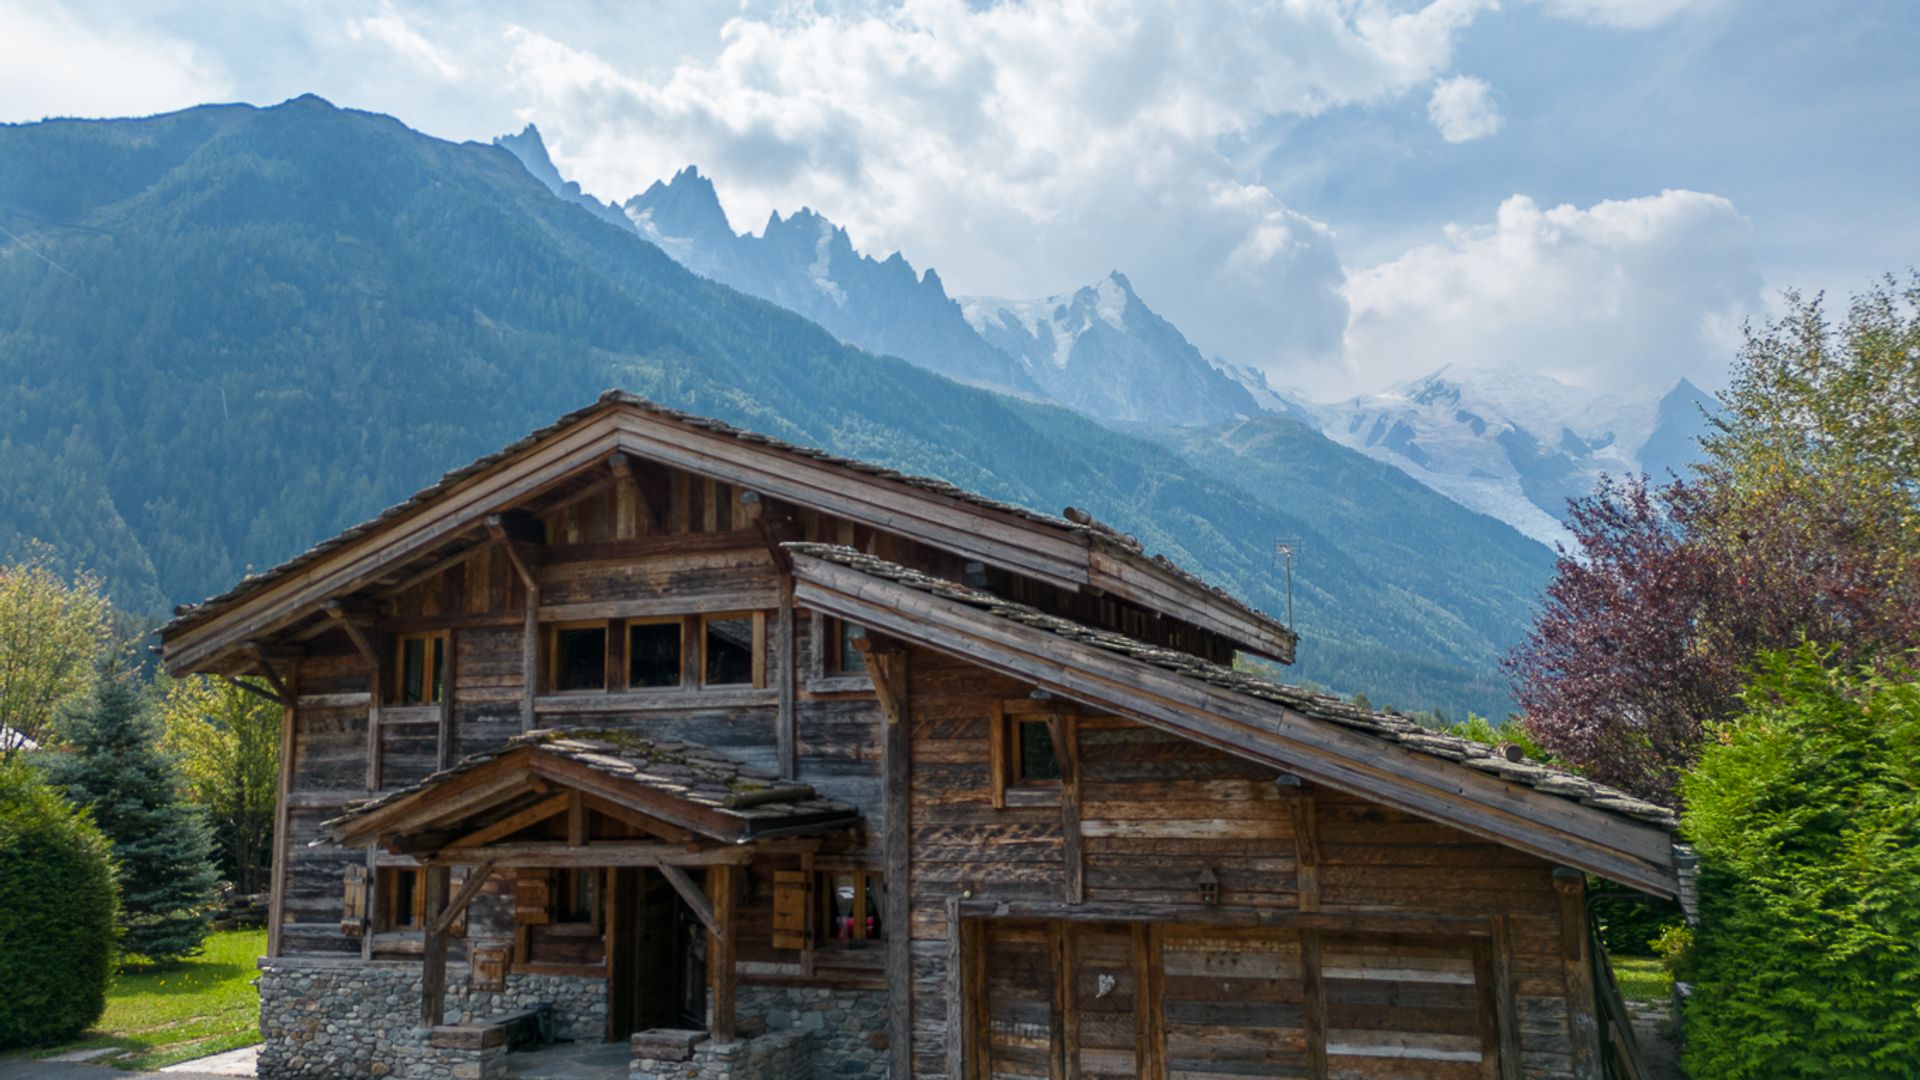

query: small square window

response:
[703,615,758,687]
[395,634,445,705]
[551,624,607,692]
[819,870,884,947]
[628,621,683,689]
[1014,720,1061,784]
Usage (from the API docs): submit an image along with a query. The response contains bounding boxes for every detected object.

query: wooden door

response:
[1067,923,1144,1080]
[606,868,687,1039]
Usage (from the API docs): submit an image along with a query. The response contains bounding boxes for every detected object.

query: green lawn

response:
[1610,955,1674,1005]
[25,929,264,1071]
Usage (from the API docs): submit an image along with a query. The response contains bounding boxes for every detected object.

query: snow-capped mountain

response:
[1311,368,1715,547]
[622,166,1041,396]
[959,272,1265,425]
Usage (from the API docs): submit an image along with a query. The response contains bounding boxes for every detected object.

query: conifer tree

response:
[46,671,217,963]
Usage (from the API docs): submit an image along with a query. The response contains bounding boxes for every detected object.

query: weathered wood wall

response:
[901,645,1590,1080]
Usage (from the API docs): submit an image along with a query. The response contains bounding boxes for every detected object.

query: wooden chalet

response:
[158,391,1681,1080]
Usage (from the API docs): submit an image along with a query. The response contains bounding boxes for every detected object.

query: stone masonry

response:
[734,985,888,1080]
[256,959,606,1079]
[630,1030,811,1080]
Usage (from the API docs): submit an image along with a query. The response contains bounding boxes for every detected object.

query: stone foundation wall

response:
[257,960,605,1079]
[631,1031,811,1080]
[735,985,888,1079]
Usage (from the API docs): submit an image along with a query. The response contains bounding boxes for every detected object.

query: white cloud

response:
[0,2,231,123]
[503,0,1499,373]
[1339,190,1761,395]
[1531,0,1713,29]
[1427,75,1503,142]
[346,5,462,81]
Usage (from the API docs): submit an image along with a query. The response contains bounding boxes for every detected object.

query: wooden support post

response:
[1141,923,1166,1080]
[222,674,284,708]
[489,522,541,732]
[1490,914,1524,1080]
[267,676,297,958]
[566,790,587,847]
[860,643,914,1080]
[706,864,736,1040]
[1554,868,1603,1080]
[322,606,383,791]
[1055,922,1078,1080]
[1283,776,1320,912]
[776,584,796,780]
[420,865,451,1025]
[1049,713,1084,905]
[437,628,458,770]
[243,643,292,703]
[659,863,723,940]
[1302,929,1329,1080]
[944,896,967,1080]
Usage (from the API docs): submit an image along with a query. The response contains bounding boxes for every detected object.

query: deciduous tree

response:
[161,676,280,895]
[0,546,113,758]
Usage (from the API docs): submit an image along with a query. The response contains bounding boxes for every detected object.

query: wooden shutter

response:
[772,870,807,950]
[515,869,551,926]
[340,865,369,936]
[469,944,509,991]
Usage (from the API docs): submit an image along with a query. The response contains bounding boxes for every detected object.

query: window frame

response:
[392,631,448,706]
[699,611,766,689]
[815,868,885,950]
[806,611,875,694]
[1010,718,1064,786]
[990,702,1073,808]
[548,867,603,928]
[377,866,425,932]
[546,619,611,694]
[624,616,687,692]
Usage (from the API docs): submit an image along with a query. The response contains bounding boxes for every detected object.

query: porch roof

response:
[326,728,859,849]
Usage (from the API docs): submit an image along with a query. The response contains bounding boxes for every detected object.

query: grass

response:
[22,929,265,1071]
[1610,955,1675,1005]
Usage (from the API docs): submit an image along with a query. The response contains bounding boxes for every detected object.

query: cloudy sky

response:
[4,0,1914,399]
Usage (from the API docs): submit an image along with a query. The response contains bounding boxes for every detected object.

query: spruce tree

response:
[46,671,217,963]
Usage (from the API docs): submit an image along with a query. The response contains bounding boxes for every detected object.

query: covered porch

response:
[323,729,859,1076]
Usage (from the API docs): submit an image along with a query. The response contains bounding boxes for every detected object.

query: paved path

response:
[0,1045,256,1080]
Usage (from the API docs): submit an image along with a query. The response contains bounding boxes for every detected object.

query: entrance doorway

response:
[606,867,707,1039]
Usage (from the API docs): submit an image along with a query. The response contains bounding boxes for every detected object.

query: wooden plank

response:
[567,790,587,847]
[427,842,759,868]
[1290,782,1320,913]
[661,863,723,941]
[944,896,966,1080]
[1055,922,1076,1080]
[431,860,496,934]
[989,701,1008,811]
[1554,868,1602,1080]
[437,628,457,770]
[1133,923,1163,1080]
[707,864,737,1040]
[444,793,569,849]
[1490,914,1523,1080]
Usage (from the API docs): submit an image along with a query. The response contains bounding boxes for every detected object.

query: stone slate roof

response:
[159,390,1284,648]
[787,543,1678,831]
[326,727,859,842]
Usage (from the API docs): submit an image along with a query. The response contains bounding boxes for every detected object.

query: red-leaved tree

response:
[1508,278,1920,803]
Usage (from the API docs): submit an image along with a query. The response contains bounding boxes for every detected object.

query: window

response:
[702,613,762,687]
[551,868,600,925]
[1012,720,1062,784]
[824,618,868,676]
[819,870,884,948]
[549,622,608,692]
[990,705,1072,808]
[627,619,683,689]
[395,633,446,705]
[378,867,423,931]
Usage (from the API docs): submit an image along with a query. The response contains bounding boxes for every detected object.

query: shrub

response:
[0,758,118,1048]
[1680,644,1920,1078]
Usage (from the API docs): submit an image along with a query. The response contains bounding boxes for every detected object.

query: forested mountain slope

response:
[0,95,1546,717]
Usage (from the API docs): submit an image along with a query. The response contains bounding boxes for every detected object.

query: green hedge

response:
[0,758,118,1049]
[1680,645,1920,1078]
